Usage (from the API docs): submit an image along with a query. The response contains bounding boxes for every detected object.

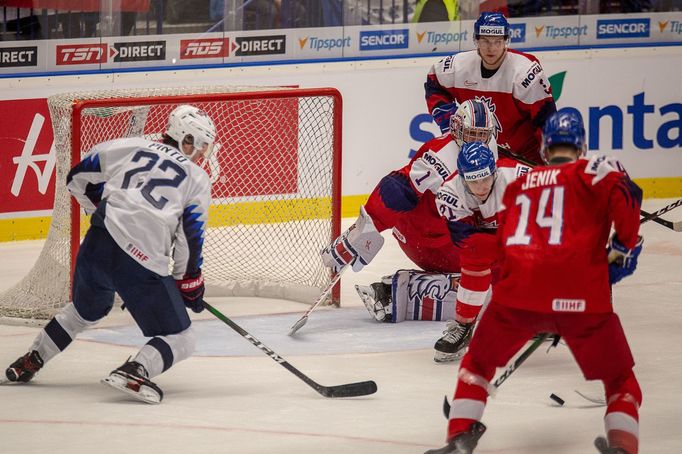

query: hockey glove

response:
[607,234,643,285]
[432,102,457,134]
[175,271,205,313]
[321,206,385,273]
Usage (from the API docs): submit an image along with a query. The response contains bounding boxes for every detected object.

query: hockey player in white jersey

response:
[5,105,216,404]
[432,141,530,361]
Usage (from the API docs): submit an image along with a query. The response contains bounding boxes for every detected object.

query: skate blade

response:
[433,351,465,363]
[101,375,161,404]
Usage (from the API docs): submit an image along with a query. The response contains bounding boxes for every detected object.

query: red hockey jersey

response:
[426,49,556,164]
[493,155,642,313]
[364,134,463,273]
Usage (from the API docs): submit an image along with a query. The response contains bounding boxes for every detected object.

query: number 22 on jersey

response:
[506,186,565,246]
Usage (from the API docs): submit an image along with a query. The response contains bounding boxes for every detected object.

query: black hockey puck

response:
[549,393,565,406]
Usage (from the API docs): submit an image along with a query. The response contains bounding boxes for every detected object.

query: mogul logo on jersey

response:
[509,24,526,43]
[234,35,286,56]
[521,62,543,88]
[111,41,166,62]
[56,43,107,65]
[298,36,350,51]
[359,29,409,51]
[0,46,38,67]
[180,38,229,59]
[597,18,650,39]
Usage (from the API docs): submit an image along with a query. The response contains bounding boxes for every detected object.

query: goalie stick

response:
[288,267,346,336]
[203,301,377,398]
[443,333,554,418]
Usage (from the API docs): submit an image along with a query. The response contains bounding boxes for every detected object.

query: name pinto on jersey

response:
[520,168,560,190]
[148,142,189,163]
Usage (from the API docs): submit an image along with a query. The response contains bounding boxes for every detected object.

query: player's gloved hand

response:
[432,102,458,134]
[175,271,205,313]
[607,234,643,285]
[321,206,385,273]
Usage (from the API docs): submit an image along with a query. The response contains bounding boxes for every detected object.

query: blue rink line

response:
[79,307,448,356]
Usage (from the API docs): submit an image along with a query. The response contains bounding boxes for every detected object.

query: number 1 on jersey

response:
[506,186,565,246]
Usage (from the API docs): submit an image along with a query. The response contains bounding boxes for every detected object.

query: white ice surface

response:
[0,199,681,454]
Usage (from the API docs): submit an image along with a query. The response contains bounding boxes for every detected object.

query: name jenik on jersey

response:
[148,142,189,163]
[521,168,560,190]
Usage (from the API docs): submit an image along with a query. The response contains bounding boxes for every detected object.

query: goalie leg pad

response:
[391,270,460,322]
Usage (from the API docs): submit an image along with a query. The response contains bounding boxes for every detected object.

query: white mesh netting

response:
[0,86,341,320]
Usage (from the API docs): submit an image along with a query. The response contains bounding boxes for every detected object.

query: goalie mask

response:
[450,100,495,147]
[541,108,586,164]
[166,105,217,162]
[457,141,497,200]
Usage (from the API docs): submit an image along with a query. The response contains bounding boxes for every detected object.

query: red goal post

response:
[0,86,342,321]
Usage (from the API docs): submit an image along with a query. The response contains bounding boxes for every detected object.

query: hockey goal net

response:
[0,86,341,321]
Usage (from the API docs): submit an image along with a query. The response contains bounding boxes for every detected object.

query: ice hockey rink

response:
[0,198,680,454]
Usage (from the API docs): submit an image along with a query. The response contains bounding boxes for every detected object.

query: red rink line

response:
[0,418,432,449]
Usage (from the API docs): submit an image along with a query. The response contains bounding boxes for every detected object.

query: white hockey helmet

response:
[166,105,217,161]
[450,99,495,147]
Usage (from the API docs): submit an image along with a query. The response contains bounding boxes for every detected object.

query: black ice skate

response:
[101,359,163,404]
[5,350,44,383]
[355,277,393,323]
[424,421,487,454]
[594,436,630,454]
[434,320,474,363]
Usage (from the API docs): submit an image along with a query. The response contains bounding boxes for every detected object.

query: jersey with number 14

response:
[66,137,211,279]
[494,155,642,313]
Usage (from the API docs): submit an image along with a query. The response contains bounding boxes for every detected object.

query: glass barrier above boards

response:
[1,0,677,39]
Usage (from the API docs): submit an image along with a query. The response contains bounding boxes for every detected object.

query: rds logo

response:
[409,71,681,157]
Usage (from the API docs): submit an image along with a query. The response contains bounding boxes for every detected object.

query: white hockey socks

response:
[133,326,196,378]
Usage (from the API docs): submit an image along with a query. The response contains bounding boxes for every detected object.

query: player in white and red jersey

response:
[5,105,217,405]
[322,100,497,326]
[426,109,644,454]
[431,141,530,362]
[425,12,556,164]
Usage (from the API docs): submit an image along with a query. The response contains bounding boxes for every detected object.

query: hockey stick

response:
[203,301,377,398]
[640,209,682,231]
[288,267,346,336]
[574,389,606,406]
[443,333,553,417]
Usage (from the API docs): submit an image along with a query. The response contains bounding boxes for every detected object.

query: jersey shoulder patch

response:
[583,155,627,185]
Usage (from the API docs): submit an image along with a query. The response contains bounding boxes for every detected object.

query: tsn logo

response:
[180,38,229,59]
[56,44,107,65]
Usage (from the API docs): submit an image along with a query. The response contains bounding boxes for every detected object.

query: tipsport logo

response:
[655,20,682,34]
[596,18,650,39]
[415,30,468,47]
[298,36,351,51]
[534,24,587,39]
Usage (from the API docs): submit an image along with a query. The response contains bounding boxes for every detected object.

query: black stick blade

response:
[319,380,377,398]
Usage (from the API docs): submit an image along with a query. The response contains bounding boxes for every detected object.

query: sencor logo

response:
[180,38,229,59]
[0,46,38,67]
[359,29,409,51]
[234,35,286,56]
[597,18,650,39]
[509,24,526,43]
[56,44,107,65]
